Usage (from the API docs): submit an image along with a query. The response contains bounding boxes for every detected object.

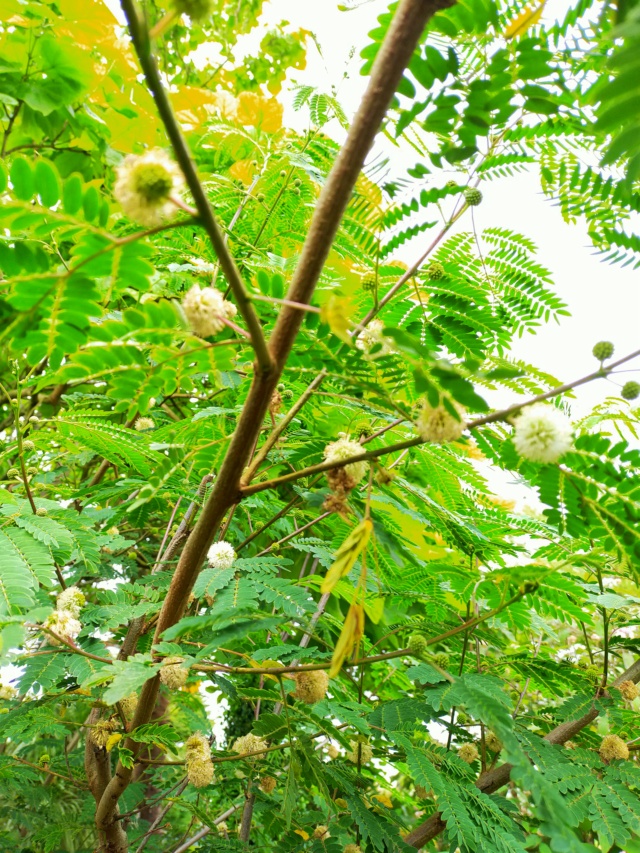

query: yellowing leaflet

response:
[321,519,372,594]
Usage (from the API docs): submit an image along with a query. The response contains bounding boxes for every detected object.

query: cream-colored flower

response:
[599,734,629,762]
[186,732,215,787]
[415,401,465,444]
[56,586,86,618]
[206,541,236,570]
[313,825,330,840]
[0,683,17,700]
[114,149,184,226]
[182,285,238,338]
[346,740,373,765]
[618,680,639,702]
[293,669,329,704]
[107,526,120,537]
[326,743,339,760]
[135,416,155,432]
[119,693,138,719]
[513,403,572,464]
[259,775,277,793]
[458,743,479,764]
[44,610,82,644]
[90,720,118,749]
[324,436,367,484]
[344,845,363,853]
[356,320,394,357]
[159,656,189,689]
[485,732,502,753]
[232,733,268,759]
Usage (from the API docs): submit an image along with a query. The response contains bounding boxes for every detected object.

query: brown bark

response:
[95,0,455,844]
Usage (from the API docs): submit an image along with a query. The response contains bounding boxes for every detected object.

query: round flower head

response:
[485,732,502,753]
[182,285,238,338]
[344,846,363,853]
[216,822,228,835]
[313,826,330,840]
[56,586,86,618]
[232,733,268,759]
[45,610,82,644]
[135,416,155,432]
[35,507,48,517]
[114,149,184,226]
[293,669,329,704]
[347,740,373,765]
[107,526,120,537]
[324,436,367,484]
[119,693,138,719]
[259,775,277,793]
[90,720,118,749]
[171,0,214,21]
[618,680,639,702]
[159,656,189,689]
[408,634,428,656]
[458,743,479,764]
[327,743,339,760]
[186,732,215,787]
[356,320,394,357]
[207,541,236,570]
[599,734,629,762]
[415,401,465,444]
[0,683,18,700]
[513,403,572,464]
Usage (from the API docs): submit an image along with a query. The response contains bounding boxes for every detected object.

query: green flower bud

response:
[22,440,35,452]
[427,261,444,281]
[464,187,482,206]
[6,468,20,479]
[408,633,428,656]
[621,381,640,401]
[592,341,614,361]
[36,507,48,517]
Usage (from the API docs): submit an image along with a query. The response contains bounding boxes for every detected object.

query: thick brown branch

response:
[99,0,454,834]
[405,657,640,848]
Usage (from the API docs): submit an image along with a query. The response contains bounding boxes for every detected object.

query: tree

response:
[0,0,639,851]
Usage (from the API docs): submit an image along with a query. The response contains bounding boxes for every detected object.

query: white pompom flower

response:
[56,585,86,618]
[323,436,367,484]
[513,403,573,464]
[356,320,394,357]
[182,285,238,338]
[114,149,184,226]
[44,610,82,644]
[135,416,155,432]
[415,401,465,444]
[207,541,236,570]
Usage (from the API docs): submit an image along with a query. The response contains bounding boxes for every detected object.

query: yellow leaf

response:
[105,732,122,752]
[504,1,547,39]
[321,519,372,594]
[319,294,357,344]
[229,159,258,186]
[236,92,283,134]
[186,680,201,694]
[364,596,385,624]
[294,830,309,840]
[373,792,393,808]
[329,601,365,677]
